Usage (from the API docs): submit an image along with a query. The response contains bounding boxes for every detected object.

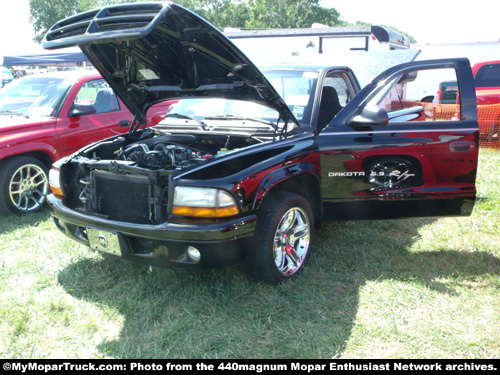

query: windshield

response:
[0,77,72,117]
[264,69,318,125]
[166,69,318,126]
[167,98,278,120]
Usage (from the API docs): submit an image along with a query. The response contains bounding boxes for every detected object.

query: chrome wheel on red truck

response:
[0,157,49,215]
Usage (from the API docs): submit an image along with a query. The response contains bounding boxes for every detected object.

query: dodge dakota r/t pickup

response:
[43,2,479,283]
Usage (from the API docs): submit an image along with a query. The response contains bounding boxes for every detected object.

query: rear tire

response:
[0,157,49,215]
[241,192,314,284]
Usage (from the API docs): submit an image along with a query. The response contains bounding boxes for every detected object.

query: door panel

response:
[56,78,134,155]
[318,59,478,218]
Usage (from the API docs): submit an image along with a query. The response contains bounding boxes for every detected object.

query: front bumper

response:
[47,194,256,269]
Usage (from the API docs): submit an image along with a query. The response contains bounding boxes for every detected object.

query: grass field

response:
[0,149,498,359]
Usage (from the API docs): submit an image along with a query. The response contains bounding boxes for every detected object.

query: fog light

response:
[186,246,201,262]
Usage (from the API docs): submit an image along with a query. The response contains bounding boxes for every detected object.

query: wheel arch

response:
[0,150,54,171]
[254,171,322,229]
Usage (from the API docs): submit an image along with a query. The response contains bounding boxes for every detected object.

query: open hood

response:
[43,2,298,126]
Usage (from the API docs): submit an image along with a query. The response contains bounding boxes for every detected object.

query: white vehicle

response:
[225,25,410,65]
[1,67,14,88]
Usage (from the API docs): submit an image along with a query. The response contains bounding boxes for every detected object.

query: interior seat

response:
[317,86,342,132]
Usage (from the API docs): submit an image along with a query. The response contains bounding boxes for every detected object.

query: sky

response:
[1,0,500,58]
[322,0,500,45]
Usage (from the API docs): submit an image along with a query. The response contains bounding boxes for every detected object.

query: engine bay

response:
[60,126,270,222]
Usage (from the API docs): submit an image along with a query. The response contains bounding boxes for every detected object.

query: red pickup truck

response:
[472,60,500,145]
[431,61,500,144]
[0,71,172,215]
[473,60,500,106]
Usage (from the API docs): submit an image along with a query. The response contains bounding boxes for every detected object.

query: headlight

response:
[172,186,239,218]
[49,167,63,198]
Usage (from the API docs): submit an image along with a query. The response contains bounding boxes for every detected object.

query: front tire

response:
[241,192,314,284]
[0,157,49,215]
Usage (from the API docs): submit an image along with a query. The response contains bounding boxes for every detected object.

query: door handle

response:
[120,120,130,127]
[449,141,475,152]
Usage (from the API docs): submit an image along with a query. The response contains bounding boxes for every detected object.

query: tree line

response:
[29,0,414,44]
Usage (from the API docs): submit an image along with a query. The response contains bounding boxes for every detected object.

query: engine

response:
[120,141,209,170]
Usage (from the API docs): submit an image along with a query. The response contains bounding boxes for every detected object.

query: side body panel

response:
[317,59,479,219]
[0,118,61,162]
[54,76,135,155]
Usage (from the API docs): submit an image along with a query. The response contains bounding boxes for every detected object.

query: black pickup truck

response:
[44,3,479,284]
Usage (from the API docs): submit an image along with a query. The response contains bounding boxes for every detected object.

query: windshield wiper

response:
[164,113,208,130]
[204,115,278,131]
[0,110,28,118]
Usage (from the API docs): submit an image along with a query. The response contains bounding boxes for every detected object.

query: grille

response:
[93,170,151,224]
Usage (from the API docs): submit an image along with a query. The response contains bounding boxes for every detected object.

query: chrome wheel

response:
[9,163,48,212]
[273,207,311,276]
[241,192,314,284]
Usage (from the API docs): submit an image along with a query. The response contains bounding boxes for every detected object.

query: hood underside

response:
[43,2,297,125]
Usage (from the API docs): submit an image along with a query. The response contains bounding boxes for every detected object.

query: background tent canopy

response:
[2,52,89,66]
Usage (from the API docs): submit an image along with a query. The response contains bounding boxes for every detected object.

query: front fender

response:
[0,141,60,163]
[175,134,319,210]
[251,156,321,211]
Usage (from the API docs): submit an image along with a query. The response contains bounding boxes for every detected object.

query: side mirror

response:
[348,105,389,126]
[397,71,418,84]
[69,104,96,117]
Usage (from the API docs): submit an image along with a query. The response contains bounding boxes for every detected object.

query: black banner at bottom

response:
[1,359,498,373]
